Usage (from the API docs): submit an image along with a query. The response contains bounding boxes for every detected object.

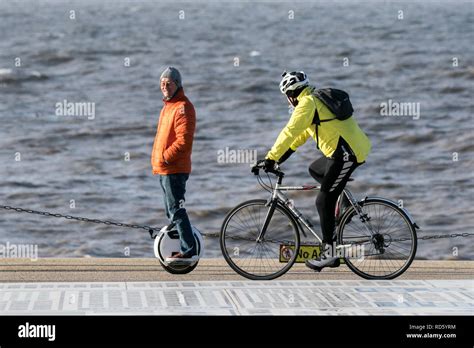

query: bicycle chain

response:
[1,204,472,241]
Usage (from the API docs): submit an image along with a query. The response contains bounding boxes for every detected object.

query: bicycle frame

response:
[256,173,372,244]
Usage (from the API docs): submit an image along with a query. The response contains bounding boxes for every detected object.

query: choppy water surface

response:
[0,1,472,259]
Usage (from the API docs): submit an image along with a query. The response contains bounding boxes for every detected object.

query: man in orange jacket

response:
[151,67,197,261]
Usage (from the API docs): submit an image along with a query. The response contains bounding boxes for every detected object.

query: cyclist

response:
[263,71,371,271]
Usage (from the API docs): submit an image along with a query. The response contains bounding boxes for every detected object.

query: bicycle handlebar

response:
[251,160,285,177]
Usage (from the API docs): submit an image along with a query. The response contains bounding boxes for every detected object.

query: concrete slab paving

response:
[0,258,472,315]
[0,279,472,315]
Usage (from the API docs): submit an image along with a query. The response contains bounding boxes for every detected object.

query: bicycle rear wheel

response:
[220,199,300,280]
[337,198,417,279]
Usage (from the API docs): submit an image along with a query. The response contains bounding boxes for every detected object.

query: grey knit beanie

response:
[160,67,182,88]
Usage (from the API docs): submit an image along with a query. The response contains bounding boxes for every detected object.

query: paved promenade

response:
[0,259,472,315]
[0,258,472,282]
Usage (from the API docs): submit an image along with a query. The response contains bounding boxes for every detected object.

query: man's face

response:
[161,78,178,99]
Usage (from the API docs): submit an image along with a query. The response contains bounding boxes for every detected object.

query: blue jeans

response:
[159,173,196,256]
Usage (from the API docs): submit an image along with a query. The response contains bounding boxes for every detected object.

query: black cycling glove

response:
[277,148,295,164]
[263,159,275,172]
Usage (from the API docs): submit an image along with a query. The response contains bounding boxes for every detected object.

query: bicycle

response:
[220,160,419,280]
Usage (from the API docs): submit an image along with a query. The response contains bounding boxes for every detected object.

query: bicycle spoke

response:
[221,200,299,279]
[339,200,416,279]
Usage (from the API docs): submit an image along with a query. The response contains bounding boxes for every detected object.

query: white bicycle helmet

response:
[279,71,309,94]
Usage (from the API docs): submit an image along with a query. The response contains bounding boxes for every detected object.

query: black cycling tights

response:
[308,141,361,244]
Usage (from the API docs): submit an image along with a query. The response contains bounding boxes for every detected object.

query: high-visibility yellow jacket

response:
[266,86,371,163]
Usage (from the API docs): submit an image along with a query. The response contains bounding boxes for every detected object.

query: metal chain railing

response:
[0,205,220,239]
[391,232,474,243]
[1,204,472,242]
[418,233,473,240]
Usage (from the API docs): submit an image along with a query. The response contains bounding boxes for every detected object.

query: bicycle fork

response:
[256,173,288,243]
[256,196,278,243]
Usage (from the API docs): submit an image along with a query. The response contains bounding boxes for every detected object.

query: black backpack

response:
[311,88,354,149]
[312,88,353,124]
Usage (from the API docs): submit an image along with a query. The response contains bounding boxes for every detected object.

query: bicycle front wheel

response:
[337,198,417,280]
[220,199,300,280]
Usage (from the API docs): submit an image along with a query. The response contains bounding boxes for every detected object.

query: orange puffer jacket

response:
[151,88,196,175]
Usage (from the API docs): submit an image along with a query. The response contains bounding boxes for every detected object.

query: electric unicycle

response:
[152,223,203,274]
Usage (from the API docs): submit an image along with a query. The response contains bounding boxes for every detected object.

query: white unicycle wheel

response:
[154,224,203,274]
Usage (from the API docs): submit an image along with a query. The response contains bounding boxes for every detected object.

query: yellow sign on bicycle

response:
[279,244,319,263]
[279,244,345,264]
